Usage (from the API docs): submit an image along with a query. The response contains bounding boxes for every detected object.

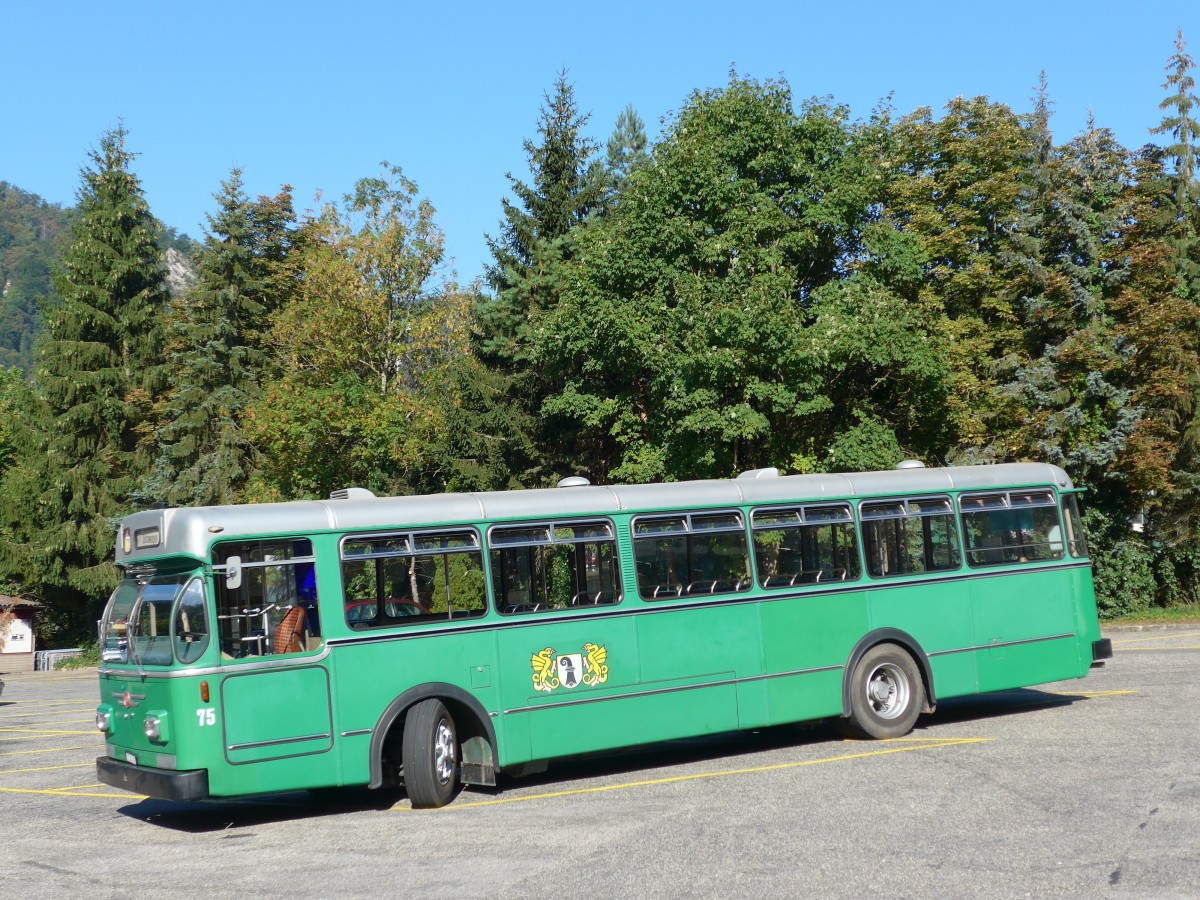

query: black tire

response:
[402,699,458,808]
[843,643,925,740]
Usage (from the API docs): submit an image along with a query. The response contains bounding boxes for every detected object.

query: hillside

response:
[0,182,71,373]
[0,181,197,375]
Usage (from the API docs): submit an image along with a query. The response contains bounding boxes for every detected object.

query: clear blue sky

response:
[3,1,1197,284]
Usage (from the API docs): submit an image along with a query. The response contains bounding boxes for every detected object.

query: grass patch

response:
[55,642,100,669]
[1102,604,1200,626]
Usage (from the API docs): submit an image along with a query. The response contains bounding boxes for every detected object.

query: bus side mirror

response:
[225,556,242,590]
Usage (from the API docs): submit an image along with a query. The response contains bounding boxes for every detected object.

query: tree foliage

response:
[150,170,301,507]
[0,126,168,639]
[244,164,475,499]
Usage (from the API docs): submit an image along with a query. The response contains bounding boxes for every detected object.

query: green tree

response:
[1142,31,1200,547]
[151,170,300,507]
[480,69,605,368]
[246,164,474,499]
[0,126,168,640]
[531,74,890,483]
[1003,80,1138,505]
[604,104,651,200]
[0,183,72,373]
[885,96,1034,455]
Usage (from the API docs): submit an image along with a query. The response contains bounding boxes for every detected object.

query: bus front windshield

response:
[101,573,201,666]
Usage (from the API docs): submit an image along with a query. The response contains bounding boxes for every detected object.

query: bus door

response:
[213,539,336,777]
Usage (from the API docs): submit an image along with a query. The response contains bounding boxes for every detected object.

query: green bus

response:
[95,461,1110,808]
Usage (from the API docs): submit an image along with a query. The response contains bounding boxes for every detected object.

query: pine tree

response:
[151,171,298,507]
[480,69,605,368]
[1144,32,1200,545]
[0,126,168,638]
[1152,31,1200,214]
[605,104,650,200]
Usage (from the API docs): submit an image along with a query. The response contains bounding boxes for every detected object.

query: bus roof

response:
[115,462,1073,565]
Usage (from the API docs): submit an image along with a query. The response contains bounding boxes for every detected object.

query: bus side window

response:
[752,504,861,588]
[213,539,321,658]
[341,530,487,629]
[960,490,1065,568]
[860,497,959,578]
[633,513,751,600]
[490,521,622,615]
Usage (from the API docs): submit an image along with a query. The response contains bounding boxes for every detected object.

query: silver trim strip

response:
[340,728,372,737]
[927,632,1076,657]
[503,663,843,715]
[100,643,333,678]
[227,732,332,752]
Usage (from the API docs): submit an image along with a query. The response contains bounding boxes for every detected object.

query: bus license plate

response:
[125,752,137,765]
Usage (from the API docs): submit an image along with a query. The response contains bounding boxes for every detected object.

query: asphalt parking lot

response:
[2,627,1198,898]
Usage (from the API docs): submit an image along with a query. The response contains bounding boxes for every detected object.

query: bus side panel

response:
[496,615,639,763]
[636,603,758,731]
[209,666,338,795]
[759,589,869,725]
[971,566,1090,693]
[868,580,979,699]
[332,628,502,778]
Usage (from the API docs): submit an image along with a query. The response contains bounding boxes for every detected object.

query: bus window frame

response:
[487,517,623,616]
[750,502,862,589]
[858,495,961,579]
[212,537,320,658]
[339,526,487,628]
[958,488,1065,568]
[631,509,752,601]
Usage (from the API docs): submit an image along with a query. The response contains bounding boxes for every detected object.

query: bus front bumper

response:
[97,756,209,801]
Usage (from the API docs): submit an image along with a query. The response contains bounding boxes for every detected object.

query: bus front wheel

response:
[844,644,924,740]
[402,699,459,808]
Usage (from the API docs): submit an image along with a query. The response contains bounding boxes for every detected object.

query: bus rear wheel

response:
[402,699,459,808]
[844,644,924,740]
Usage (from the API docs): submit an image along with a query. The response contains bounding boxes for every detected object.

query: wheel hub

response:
[433,720,456,784]
[865,662,910,719]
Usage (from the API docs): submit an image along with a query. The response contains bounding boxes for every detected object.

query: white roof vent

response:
[737,467,780,480]
[329,487,377,500]
[895,460,926,470]
[557,476,591,488]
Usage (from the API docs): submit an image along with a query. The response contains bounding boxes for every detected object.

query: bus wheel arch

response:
[370,683,497,792]
[840,629,936,737]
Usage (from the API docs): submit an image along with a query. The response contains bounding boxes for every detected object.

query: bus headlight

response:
[143,716,161,741]
[95,711,112,733]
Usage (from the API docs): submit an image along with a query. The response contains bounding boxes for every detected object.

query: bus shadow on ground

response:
[925,686,1087,727]
[121,687,1086,828]
[118,786,408,832]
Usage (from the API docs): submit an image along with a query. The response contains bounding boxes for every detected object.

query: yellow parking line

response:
[399,737,990,811]
[0,727,98,735]
[1056,690,1136,697]
[0,698,99,705]
[1114,646,1200,651]
[0,762,96,775]
[0,786,140,799]
[0,713,97,723]
[1110,631,1200,644]
[0,745,95,757]
[50,782,104,792]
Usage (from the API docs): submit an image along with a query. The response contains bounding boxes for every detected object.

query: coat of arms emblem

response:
[531,643,609,692]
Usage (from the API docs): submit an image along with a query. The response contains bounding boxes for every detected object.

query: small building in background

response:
[0,596,41,674]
